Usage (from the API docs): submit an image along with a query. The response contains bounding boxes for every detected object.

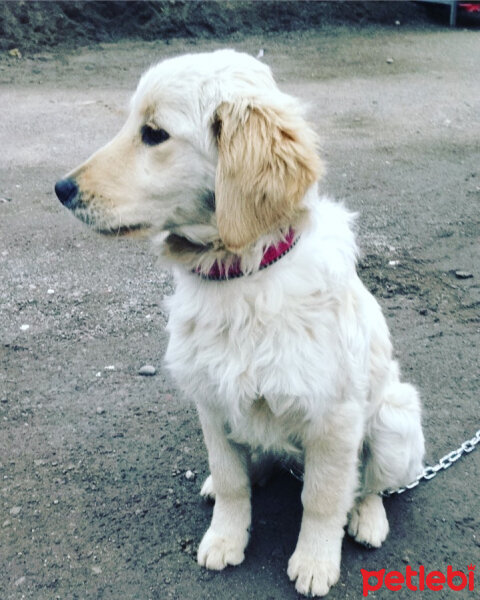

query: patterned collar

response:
[194,228,298,281]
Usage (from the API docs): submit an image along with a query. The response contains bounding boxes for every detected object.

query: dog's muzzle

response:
[55,178,79,210]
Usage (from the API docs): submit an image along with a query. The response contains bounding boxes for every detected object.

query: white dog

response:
[55,49,425,597]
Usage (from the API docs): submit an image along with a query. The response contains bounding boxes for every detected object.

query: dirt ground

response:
[0,1,438,52]
[1,21,479,600]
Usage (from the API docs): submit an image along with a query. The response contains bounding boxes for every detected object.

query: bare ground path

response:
[1,27,479,599]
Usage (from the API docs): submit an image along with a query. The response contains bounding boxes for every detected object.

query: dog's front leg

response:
[288,416,362,597]
[197,406,251,571]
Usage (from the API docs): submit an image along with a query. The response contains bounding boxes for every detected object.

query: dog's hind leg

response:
[349,363,425,547]
[200,452,276,502]
[348,493,389,548]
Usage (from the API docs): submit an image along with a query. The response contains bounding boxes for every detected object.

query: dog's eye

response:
[141,125,170,146]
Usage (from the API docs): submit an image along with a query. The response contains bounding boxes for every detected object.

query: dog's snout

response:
[55,178,79,209]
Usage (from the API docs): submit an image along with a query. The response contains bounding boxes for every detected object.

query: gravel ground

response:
[1,24,479,600]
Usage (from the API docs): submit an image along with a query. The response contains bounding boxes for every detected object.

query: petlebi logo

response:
[361,564,475,596]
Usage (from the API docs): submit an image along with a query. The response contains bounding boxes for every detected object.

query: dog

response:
[55,49,425,597]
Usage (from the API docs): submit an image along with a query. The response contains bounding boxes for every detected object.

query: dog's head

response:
[55,50,322,254]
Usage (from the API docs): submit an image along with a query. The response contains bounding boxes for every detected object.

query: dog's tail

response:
[362,369,425,494]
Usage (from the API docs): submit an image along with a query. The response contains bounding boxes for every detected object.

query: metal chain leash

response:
[381,428,480,497]
[285,429,480,497]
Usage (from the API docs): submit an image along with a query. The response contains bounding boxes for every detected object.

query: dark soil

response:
[1,1,437,52]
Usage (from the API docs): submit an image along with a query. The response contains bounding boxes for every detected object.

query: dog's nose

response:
[55,178,79,209]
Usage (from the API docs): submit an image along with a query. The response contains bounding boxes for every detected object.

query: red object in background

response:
[460,3,480,12]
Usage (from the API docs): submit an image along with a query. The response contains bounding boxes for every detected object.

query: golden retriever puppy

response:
[55,50,425,597]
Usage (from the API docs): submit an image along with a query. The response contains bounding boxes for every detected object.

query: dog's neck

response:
[193,228,298,281]
[157,189,313,278]
[160,225,300,280]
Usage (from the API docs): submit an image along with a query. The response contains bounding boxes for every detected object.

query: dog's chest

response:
[165,276,349,437]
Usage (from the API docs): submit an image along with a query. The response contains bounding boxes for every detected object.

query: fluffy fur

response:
[56,49,425,597]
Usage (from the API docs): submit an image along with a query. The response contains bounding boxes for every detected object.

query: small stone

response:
[14,576,26,587]
[104,365,115,371]
[20,324,30,331]
[388,260,399,267]
[34,459,47,467]
[185,470,196,481]
[47,289,55,295]
[2,519,11,528]
[8,48,22,59]
[91,566,102,575]
[454,271,473,279]
[96,407,105,415]
[138,364,156,376]
[10,506,21,516]
[386,58,394,64]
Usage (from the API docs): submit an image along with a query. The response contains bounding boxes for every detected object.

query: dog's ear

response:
[214,100,322,252]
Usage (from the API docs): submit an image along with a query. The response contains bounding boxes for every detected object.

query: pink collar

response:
[195,228,298,281]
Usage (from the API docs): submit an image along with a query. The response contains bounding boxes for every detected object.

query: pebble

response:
[104,365,115,371]
[138,364,156,376]
[185,470,196,481]
[10,506,21,516]
[455,270,473,279]
[47,289,55,295]
[14,576,26,587]
[91,566,102,575]
[2,519,11,528]
[96,407,105,415]
[386,57,394,64]
[20,324,30,331]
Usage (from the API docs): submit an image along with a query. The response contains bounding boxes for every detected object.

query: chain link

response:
[285,429,480,497]
[381,428,480,497]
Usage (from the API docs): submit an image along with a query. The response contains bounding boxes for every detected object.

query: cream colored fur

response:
[60,49,425,597]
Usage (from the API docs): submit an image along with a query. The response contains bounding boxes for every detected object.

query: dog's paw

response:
[287,550,340,597]
[200,474,216,501]
[348,494,389,548]
[197,526,247,570]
